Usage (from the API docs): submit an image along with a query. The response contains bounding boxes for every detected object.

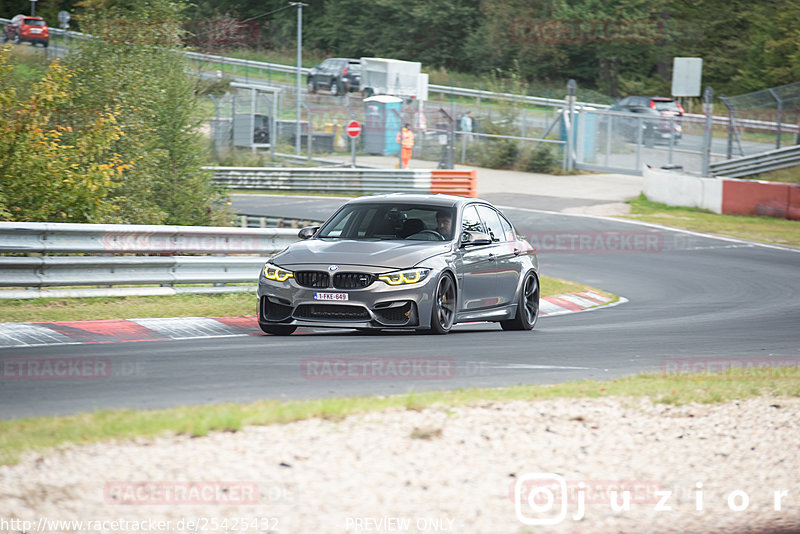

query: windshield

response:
[318,203,456,241]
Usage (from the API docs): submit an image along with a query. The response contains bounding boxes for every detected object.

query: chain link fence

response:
[719,82,800,157]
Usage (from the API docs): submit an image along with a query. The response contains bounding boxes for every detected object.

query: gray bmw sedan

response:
[257,194,539,335]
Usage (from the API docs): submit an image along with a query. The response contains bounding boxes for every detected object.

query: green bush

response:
[519,144,559,173]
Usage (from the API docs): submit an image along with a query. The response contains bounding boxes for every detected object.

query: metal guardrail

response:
[0,221,300,297]
[237,214,322,228]
[208,166,433,194]
[682,112,800,134]
[709,144,800,178]
[0,221,298,254]
[0,255,266,287]
[185,50,304,76]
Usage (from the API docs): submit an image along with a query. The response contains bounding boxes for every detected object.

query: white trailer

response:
[360,57,428,100]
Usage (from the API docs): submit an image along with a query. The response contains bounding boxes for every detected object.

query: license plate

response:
[314,292,348,301]
[30,28,41,33]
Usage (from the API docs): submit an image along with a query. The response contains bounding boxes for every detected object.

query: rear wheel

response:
[501,272,539,331]
[427,274,456,334]
[259,324,297,336]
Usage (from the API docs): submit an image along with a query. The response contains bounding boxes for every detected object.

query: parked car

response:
[2,14,49,47]
[257,194,539,335]
[609,96,684,145]
[306,58,360,96]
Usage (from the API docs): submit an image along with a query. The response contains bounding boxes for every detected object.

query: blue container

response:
[364,95,403,155]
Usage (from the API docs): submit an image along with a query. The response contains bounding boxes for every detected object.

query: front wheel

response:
[329,79,340,96]
[259,324,297,336]
[307,79,316,93]
[501,272,539,331]
[426,274,456,334]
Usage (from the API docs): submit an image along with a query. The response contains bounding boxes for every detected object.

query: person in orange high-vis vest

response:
[396,123,415,169]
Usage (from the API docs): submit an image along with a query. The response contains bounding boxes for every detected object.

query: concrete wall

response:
[643,167,800,220]
[643,167,722,214]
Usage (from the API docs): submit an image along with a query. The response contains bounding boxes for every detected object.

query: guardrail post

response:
[565,79,577,172]
[702,87,713,176]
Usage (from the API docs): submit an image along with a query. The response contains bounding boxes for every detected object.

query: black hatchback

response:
[307,58,360,96]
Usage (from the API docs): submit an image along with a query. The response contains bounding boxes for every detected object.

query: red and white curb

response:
[0,292,622,348]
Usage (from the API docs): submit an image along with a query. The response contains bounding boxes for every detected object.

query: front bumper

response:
[257,271,438,329]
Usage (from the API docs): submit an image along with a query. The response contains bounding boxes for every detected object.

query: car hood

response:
[272,239,452,271]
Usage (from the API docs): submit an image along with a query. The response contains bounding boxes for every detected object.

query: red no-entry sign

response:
[346,120,362,138]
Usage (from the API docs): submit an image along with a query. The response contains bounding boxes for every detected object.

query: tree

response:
[0,46,125,223]
[62,0,229,225]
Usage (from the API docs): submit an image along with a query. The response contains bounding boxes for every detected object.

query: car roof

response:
[346,193,490,209]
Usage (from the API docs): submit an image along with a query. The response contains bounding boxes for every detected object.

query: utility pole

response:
[30,0,37,16]
[290,2,308,156]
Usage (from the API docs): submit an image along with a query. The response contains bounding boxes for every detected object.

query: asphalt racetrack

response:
[1,193,798,418]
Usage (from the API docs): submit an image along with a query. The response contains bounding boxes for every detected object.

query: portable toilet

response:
[363,95,403,155]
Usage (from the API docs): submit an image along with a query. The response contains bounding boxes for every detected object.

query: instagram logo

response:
[514,473,568,526]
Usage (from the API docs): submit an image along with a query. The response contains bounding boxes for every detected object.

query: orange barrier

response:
[721,179,792,218]
[429,169,478,198]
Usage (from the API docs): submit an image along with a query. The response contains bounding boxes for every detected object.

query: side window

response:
[476,205,504,242]
[460,205,483,235]
[499,213,516,242]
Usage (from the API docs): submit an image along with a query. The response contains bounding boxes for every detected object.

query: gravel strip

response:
[1,396,799,533]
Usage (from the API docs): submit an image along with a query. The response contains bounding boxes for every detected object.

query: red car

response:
[2,15,49,47]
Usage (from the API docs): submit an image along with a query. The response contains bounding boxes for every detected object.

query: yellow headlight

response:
[264,263,293,282]
[378,269,430,285]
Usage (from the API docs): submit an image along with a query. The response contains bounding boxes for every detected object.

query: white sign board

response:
[672,57,702,97]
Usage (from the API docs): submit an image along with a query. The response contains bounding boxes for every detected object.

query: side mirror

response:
[461,231,492,247]
[298,226,320,240]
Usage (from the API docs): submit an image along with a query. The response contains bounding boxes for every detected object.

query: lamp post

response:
[290,2,308,156]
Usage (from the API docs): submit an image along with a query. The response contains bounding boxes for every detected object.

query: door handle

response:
[513,248,521,256]
[488,253,496,261]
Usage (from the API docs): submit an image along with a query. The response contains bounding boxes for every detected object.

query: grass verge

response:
[0,276,602,323]
[625,194,800,248]
[2,366,798,465]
